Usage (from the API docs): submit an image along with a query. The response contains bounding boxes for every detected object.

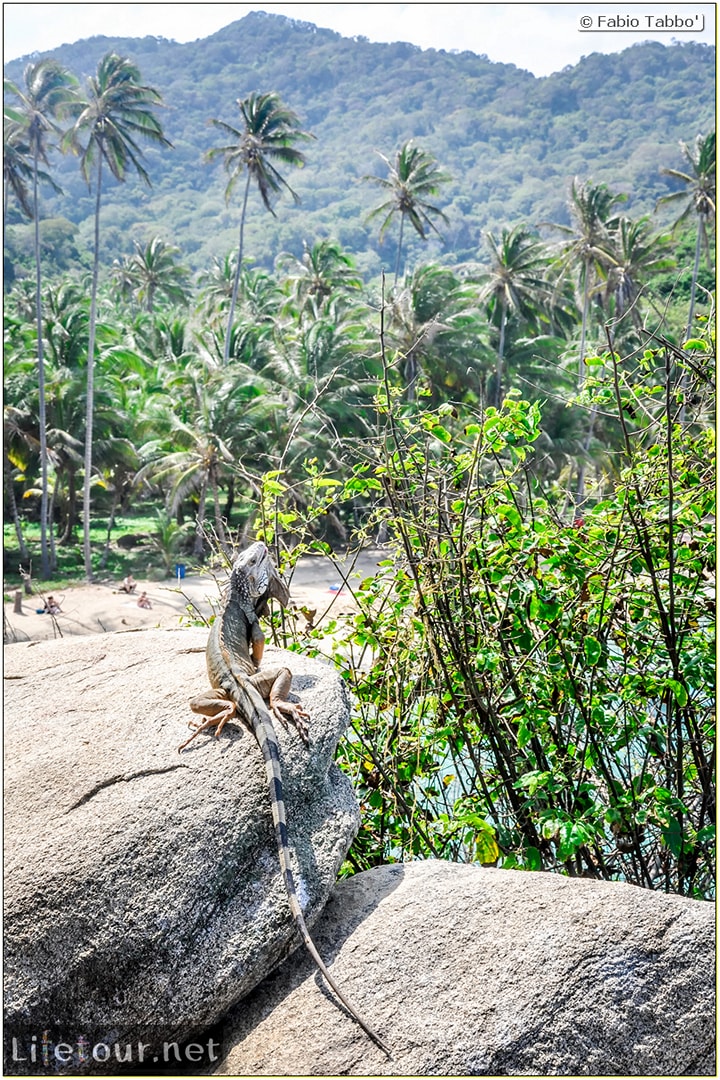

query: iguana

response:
[180,541,390,1056]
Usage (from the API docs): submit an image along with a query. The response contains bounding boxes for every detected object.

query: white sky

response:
[2,2,716,76]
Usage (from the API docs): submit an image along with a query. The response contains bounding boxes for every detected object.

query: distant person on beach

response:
[43,595,62,615]
[119,574,137,594]
[137,591,152,609]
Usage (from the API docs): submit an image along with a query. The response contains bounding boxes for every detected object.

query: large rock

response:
[215,860,715,1076]
[4,627,358,1069]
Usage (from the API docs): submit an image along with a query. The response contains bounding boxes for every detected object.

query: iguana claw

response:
[271,700,310,744]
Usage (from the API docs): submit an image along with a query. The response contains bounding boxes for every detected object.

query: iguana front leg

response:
[179,690,238,751]
[180,668,309,752]
[251,666,310,745]
[244,627,309,740]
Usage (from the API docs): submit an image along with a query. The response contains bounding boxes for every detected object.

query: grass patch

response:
[4,512,199,591]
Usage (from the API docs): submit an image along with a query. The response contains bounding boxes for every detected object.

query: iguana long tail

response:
[245,690,391,1057]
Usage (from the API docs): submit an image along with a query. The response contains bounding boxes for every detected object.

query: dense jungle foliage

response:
[4,12,715,276]
[3,22,715,899]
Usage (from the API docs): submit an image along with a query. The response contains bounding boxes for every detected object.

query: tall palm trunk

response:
[686,219,703,340]
[193,474,209,558]
[494,297,508,408]
[48,471,58,571]
[32,146,51,579]
[574,402,599,512]
[223,172,252,364]
[578,266,590,391]
[574,264,596,508]
[211,470,229,554]
[83,151,103,581]
[60,464,78,544]
[393,213,405,287]
[680,217,706,425]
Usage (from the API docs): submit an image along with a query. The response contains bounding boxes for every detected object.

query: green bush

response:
[270,329,715,898]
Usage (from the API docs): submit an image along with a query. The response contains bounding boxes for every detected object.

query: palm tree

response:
[278,238,362,319]
[477,225,552,407]
[135,359,275,558]
[6,60,77,579]
[205,91,314,365]
[657,132,715,338]
[111,235,190,312]
[196,252,237,319]
[4,113,65,226]
[5,302,85,565]
[258,313,377,480]
[4,80,39,224]
[63,52,172,580]
[133,311,194,374]
[543,181,627,513]
[569,214,673,511]
[196,261,281,368]
[547,178,625,389]
[601,216,675,330]
[3,119,34,223]
[41,281,89,555]
[364,140,450,285]
[4,404,34,561]
[42,285,128,554]
[388,264,493,404]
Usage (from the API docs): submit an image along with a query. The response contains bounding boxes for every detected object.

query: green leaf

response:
[696,824,716,845]
[524,846,542,870]
[682,339,709,351]
[661,818,684,856]
[665,678,688,708]
[474,824,500,864]
[313,477,342,488]
[498,504,522,529]
[540,817,562,840]
[517,718,534,749]
[584,636,602,666]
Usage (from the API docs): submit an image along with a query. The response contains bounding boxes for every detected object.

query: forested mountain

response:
[4,11,715,276]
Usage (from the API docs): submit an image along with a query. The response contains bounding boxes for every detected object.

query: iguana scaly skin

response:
[180,542,390,1056]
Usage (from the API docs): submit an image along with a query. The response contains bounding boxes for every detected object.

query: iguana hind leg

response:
[250,667,310,745]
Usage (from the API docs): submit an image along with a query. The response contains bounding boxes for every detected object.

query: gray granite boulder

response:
[4,627,357,1071]
[215,859,715,1075]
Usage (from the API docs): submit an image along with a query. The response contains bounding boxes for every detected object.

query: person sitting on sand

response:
[119,574,137,594]
[137,591,152,609]
[43,595,62,615]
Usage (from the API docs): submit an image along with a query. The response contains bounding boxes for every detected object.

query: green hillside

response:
[4,12,715,277]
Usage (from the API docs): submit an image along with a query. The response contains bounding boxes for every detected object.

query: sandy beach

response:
[3,548,388,645]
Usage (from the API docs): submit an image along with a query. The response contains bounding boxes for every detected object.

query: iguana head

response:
[231,542,290,608]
